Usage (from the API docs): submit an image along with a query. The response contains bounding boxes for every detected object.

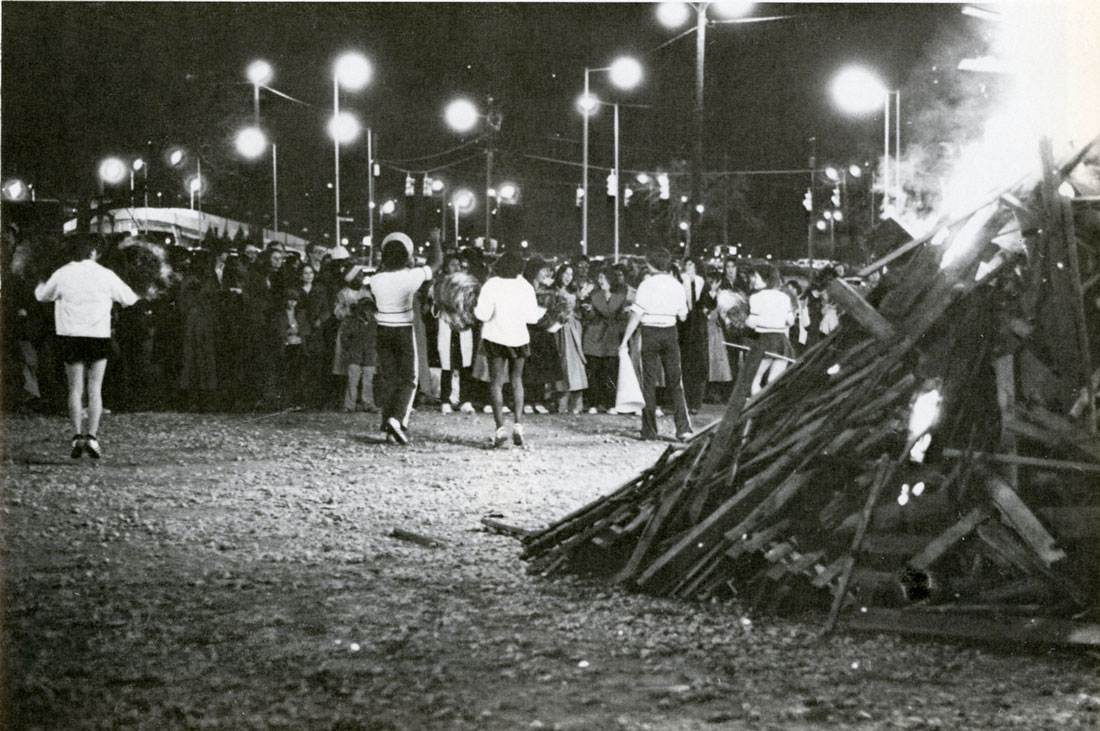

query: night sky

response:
[1,2,974,258]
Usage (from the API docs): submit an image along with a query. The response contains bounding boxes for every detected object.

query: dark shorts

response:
[755,332,794,359]
[57,336,113,364]
[483,339,530,361]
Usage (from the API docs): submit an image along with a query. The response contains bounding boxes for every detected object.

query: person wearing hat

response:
[368,228,442,444]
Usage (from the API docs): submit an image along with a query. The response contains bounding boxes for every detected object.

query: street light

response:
[2,179,28,201]
[332,51,372,249]
[247,59,273,125]
[236,126,280,235]
[452,189,475,245]
[445,99,479,133]
[99,157,127,187]
[656,0,759,256]
[830,65,900,215]
[579,55,643,261]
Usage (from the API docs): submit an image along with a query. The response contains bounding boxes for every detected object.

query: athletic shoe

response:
[440,403,454,414]
[587,407,598,415]
[523,405,534,415]
[534,404,550,415]
[607,408,620,415]
[83,434,102,459]
[492,426,510,449]
[655,408,665,417]
[483,405,493,414]
[384,418,409,446]
[70,434,84,459]
[512,423,525,447]
[502,406,512,415]
[459,402,475,413]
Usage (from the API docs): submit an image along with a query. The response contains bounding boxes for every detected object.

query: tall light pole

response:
[657,1,768,257]
[452,189,474,247]
[830,65,900,215]
[235,126,279,235]
[247,60,273,127]
[577,55,642,260]
[445,97,500,248]
[331,52,372,249]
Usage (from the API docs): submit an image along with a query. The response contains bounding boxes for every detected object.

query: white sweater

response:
[35,259,138,338]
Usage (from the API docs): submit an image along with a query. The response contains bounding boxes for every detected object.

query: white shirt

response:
[746,289,795,333]
[681,273,705,309]
[35,259,138,338]
[630,272,688,327]
[369,265,432,326]
[474,276,545,347]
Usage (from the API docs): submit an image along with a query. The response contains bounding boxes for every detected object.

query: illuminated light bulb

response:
[826,364,841,376]
[656,1,691,27]
[912,481,925,496]
[446,99,479,132]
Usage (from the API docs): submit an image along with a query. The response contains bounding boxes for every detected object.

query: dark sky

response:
[1,2,973,258]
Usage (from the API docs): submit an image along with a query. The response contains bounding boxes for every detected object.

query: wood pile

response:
[522,138,1100,646]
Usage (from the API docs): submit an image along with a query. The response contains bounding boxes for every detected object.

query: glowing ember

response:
[908,388,942,440]
[826,364,841,376]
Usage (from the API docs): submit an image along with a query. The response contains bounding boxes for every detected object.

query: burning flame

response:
[908,387,943,442]
[890,2,1098,235]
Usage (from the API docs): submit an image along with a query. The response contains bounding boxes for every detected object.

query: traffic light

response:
[657,173,670,200]
[422,175,434,197]
[623,187,634,207]
[405,174,415,197]
[831,186,841,207]
[802,189,813,212]
[575,187,584,207]
[606,171,618,197]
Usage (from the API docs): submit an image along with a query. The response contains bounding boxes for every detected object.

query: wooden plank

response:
[389,528,445,548]
[861,533,941,557]
[825,454,895,634]
[981,465,1067,565]
[1037,506,1100,540]
[940,449,1100,474]
[480,517,536,538]
[907,507,990,571]
[827,278,896,339]
[846,608,1100,648]
[614,483,689,584]
[993,354,1019,490]
[1025,405,1100,461]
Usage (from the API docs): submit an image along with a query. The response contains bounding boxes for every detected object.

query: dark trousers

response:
[375,325,418,428]
[585,355,617,409]
[641,326,691,439]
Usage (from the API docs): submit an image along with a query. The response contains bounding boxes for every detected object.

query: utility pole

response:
[807,137,816,262]
[688,4,707,261]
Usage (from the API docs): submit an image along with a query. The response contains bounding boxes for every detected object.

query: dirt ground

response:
[2,408,1098,730]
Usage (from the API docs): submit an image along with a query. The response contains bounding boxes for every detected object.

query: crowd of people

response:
[4,226,853,452]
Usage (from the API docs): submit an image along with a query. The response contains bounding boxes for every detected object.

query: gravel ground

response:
[2,408,1098,730]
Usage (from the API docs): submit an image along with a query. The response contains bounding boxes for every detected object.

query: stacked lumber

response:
[522,138,1100,645]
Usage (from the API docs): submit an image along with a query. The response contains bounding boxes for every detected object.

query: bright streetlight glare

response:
[678,221,689,231]
[831,66,888,115]
[99,157,127,185]
[834,210,844,221]
[823,210,833,220]
[656,1,691,28]
[636,173,651,184]
[247,59,274,87]
[235,127,268,159]
[825,166,839,181]
[431,179,445,192]
[169,149,184,166]
[454,189,475,210]
[189,176,203,194]
[334,53,371,90]
[380,199,396,215]
[609,56,643,90]
[816,220,827,231]
[3,180,27,200]
[711,0,756,19]
[576,93,600,116]
[132,159,145,172]
[849,164,863,178]
[445,99,479,132]
[499,183,518,201]
[328,111,361,144]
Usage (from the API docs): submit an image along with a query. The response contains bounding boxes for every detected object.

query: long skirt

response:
[554,315,587,392]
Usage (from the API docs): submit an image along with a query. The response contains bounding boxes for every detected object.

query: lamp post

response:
[331,52,372,248]
[452,189,474,246]
[578,56,642,258]
[445,97,499,249]
[830,66,900,215]
[657,1,762,256]
[235,126,279,236]
[247,60,273,127]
